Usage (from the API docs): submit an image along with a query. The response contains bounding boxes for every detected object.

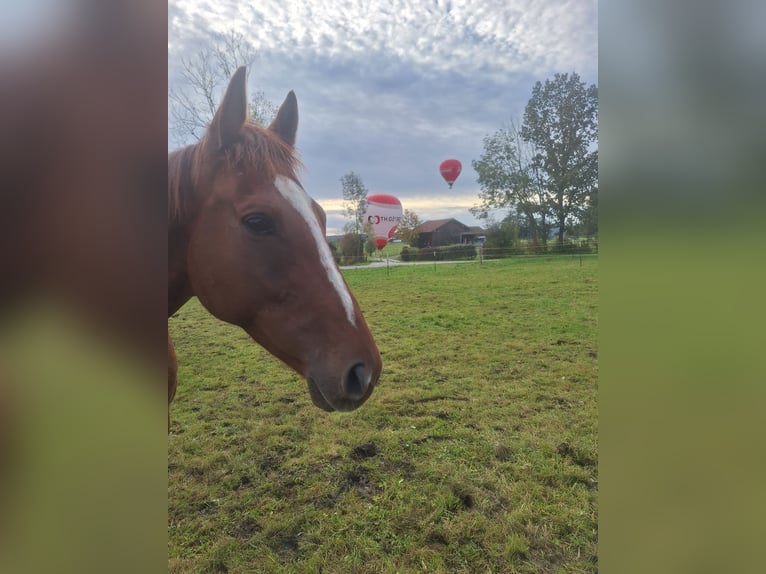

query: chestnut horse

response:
[168,68,381,420]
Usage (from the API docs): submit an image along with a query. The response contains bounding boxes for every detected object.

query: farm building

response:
[416,218,485,248]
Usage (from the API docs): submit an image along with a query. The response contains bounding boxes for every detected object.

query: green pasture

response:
[168,256,598,573]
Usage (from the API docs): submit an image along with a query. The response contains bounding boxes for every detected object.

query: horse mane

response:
[168,144,201,223]
[168,121,303,224]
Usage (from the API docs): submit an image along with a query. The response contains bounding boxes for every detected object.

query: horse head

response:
[171,67,381,412]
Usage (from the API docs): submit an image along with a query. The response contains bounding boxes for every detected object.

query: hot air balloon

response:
[439,159,462,189]
[364,194,403,250]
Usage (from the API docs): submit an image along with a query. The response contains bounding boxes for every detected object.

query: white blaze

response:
[274,176,357,328]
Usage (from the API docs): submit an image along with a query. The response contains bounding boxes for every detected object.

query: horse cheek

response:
[187,226,249,326]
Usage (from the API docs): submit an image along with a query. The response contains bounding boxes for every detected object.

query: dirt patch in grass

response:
[450,482,476,510]
[344,466,375,498]
[265,526,301,559]
[494,444,514,461]
[233,517,262,539]
[257,452,285,473]
[557,441,598,468]
[425,528,449,547]
[350,441,378,459]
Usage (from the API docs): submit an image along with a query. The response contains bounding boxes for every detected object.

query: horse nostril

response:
[344,363,370,401]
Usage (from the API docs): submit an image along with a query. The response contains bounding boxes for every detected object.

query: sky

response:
[168,0,598,235]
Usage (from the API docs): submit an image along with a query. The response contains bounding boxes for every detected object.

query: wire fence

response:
[480,240,598,260]
[335,240,599,266]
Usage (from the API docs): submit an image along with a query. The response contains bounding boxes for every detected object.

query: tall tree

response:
[471,119,549,242]
[472,73,598,245]
[522,72,598,246]
[395,209,422,246]
[340,171,369,235]
[169,30,278,146]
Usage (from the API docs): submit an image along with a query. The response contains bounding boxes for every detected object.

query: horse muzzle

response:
[307,362,377,412]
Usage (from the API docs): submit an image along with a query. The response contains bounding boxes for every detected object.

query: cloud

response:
[171,0,597,81]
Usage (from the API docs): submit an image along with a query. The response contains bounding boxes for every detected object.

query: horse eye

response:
[242,213,275,236]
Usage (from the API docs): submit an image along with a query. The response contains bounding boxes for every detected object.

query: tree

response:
[471,119,549,242]
[339,232,365,265]
[483,213,522,249]
[395,209,422,246]
[364,236,378,256]
[471,73,598,246]
[340,171,369,235]
[362,221,378,255]
[573,192,598,238]
[522,72,598,246]
[169,30,278,146]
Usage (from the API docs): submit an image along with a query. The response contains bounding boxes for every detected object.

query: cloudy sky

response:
[169,0,598,235]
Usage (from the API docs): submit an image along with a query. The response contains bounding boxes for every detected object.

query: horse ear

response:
[269,91,298,146]
[208,66,248,151]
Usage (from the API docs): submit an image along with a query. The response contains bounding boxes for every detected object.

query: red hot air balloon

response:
[439,159,462,189]
[364,194,403,250]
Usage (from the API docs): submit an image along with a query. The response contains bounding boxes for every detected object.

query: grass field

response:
[168,256,598,573]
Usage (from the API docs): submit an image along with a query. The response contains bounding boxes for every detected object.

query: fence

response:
[333,240,598,266]
[400,240,598,262]
[481,239,598,259]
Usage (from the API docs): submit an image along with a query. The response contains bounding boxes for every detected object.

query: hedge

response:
[400,244,477,262]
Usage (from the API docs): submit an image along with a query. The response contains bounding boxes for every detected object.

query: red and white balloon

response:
[364,194,403,250]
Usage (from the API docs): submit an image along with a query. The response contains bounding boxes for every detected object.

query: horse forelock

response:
[168,121,302,225]
[220,123,302,181]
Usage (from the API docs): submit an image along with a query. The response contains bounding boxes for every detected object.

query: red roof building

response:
[415,218,484,248]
